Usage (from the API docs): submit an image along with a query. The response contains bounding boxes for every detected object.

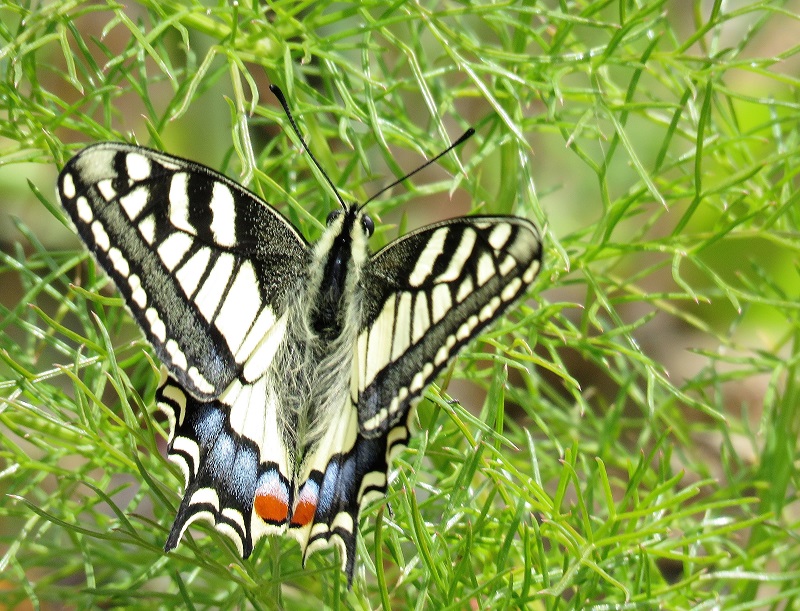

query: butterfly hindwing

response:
[157,377,259,556]
[58,143,308,399]
[157,370,407,578]
[286,397,412,578]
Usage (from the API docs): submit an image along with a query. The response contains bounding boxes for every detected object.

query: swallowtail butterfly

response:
[57,86,542,583]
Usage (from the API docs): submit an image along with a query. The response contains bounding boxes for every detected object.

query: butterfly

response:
[56,86,543,583]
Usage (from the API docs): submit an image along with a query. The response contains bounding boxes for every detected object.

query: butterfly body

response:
[58,138,542,582]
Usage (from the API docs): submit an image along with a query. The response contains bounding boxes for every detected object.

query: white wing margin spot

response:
[125,152,152,181]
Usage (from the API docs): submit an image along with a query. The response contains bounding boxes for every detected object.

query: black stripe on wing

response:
[58,143,309,398]
[355,216,542,435]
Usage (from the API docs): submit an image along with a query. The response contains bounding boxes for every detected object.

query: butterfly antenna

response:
[270,85,348,211]
[361,127,475,209]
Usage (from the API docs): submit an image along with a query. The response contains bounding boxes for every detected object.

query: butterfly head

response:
[325,204,374,240]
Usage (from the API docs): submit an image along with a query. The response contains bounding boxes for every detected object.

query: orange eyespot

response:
[254,491,290,523]
[290,480,320,527]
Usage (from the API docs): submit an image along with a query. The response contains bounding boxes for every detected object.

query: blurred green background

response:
[2,0,800,608]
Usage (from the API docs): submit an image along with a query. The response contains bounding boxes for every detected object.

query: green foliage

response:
[2,0,799,608]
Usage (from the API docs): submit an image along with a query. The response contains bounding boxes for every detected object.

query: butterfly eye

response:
[361,214,374,237]
[326,210,342,225]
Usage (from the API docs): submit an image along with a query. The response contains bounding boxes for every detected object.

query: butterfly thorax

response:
[311,233,352,338]
[272,204,371,467]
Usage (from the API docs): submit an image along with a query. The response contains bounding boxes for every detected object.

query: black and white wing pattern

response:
[57,143,308,398]
[58,141,542,584]
[356,217,541,435]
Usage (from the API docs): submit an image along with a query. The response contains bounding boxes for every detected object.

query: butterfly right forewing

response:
[354,216,543,436]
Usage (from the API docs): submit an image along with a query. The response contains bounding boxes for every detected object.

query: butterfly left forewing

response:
[58,143,309,399]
